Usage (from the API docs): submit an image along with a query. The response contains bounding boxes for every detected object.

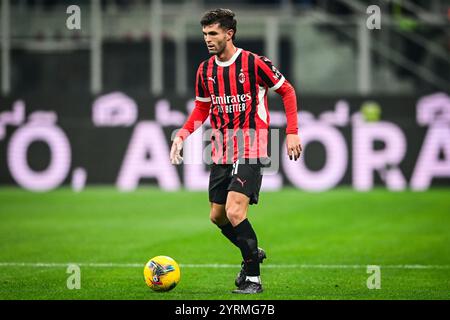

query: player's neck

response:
[216,45,237,62]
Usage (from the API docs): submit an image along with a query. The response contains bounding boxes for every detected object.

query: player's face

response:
[202,23,228,55]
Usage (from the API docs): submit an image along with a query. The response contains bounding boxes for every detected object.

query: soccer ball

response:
[144,255,181,292]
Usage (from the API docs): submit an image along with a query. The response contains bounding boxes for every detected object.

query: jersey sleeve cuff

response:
[176,128,191,141]
[286,128,298,135]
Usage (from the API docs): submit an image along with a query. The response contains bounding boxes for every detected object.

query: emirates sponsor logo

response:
[211,93,251,105]
[211,93,251,114]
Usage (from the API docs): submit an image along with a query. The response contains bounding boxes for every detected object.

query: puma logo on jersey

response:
[236,177,247,187]
[208,76,216,84]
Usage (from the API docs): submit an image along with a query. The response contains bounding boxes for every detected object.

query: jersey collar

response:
[215,48,242,67]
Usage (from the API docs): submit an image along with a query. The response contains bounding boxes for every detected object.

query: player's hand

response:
[286,134,302,161]
[170,136,184,165]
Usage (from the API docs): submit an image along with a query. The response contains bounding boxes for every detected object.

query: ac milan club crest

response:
[238,72,245,84]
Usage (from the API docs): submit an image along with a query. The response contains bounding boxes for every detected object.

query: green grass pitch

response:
[0,187,449,300]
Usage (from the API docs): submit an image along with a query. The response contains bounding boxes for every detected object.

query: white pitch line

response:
[0,262,449,269]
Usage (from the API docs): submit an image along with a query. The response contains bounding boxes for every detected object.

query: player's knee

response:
[209,211,220,225]
[225,202,245,225]
[210,207,226,225]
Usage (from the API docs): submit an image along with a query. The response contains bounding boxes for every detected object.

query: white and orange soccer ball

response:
[144,255,181,292]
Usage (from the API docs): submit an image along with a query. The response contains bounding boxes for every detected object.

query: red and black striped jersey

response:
[178,48,298,164]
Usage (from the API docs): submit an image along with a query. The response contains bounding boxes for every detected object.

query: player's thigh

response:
[225,191,249,226]
[209,202,228,225]
[208,164,232,205]
[228,163,263,205]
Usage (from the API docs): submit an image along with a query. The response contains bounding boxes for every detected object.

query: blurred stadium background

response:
[0,0,449,300]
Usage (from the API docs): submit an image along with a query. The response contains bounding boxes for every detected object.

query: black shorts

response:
[208,161,263,205]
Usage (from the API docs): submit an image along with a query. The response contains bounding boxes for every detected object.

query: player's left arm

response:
[256,56,302,160]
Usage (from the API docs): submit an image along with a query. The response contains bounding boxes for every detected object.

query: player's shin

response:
[217,222,240,248]
[234,218,260,279]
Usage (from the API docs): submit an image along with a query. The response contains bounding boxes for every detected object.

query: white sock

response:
[246,276,261,284]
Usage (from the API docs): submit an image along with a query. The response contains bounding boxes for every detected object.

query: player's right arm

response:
[170,63,211,165]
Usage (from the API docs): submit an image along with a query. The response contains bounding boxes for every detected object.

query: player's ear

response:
[226,29,234,41]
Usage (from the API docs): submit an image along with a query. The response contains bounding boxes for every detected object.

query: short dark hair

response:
[200,8,237,41]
